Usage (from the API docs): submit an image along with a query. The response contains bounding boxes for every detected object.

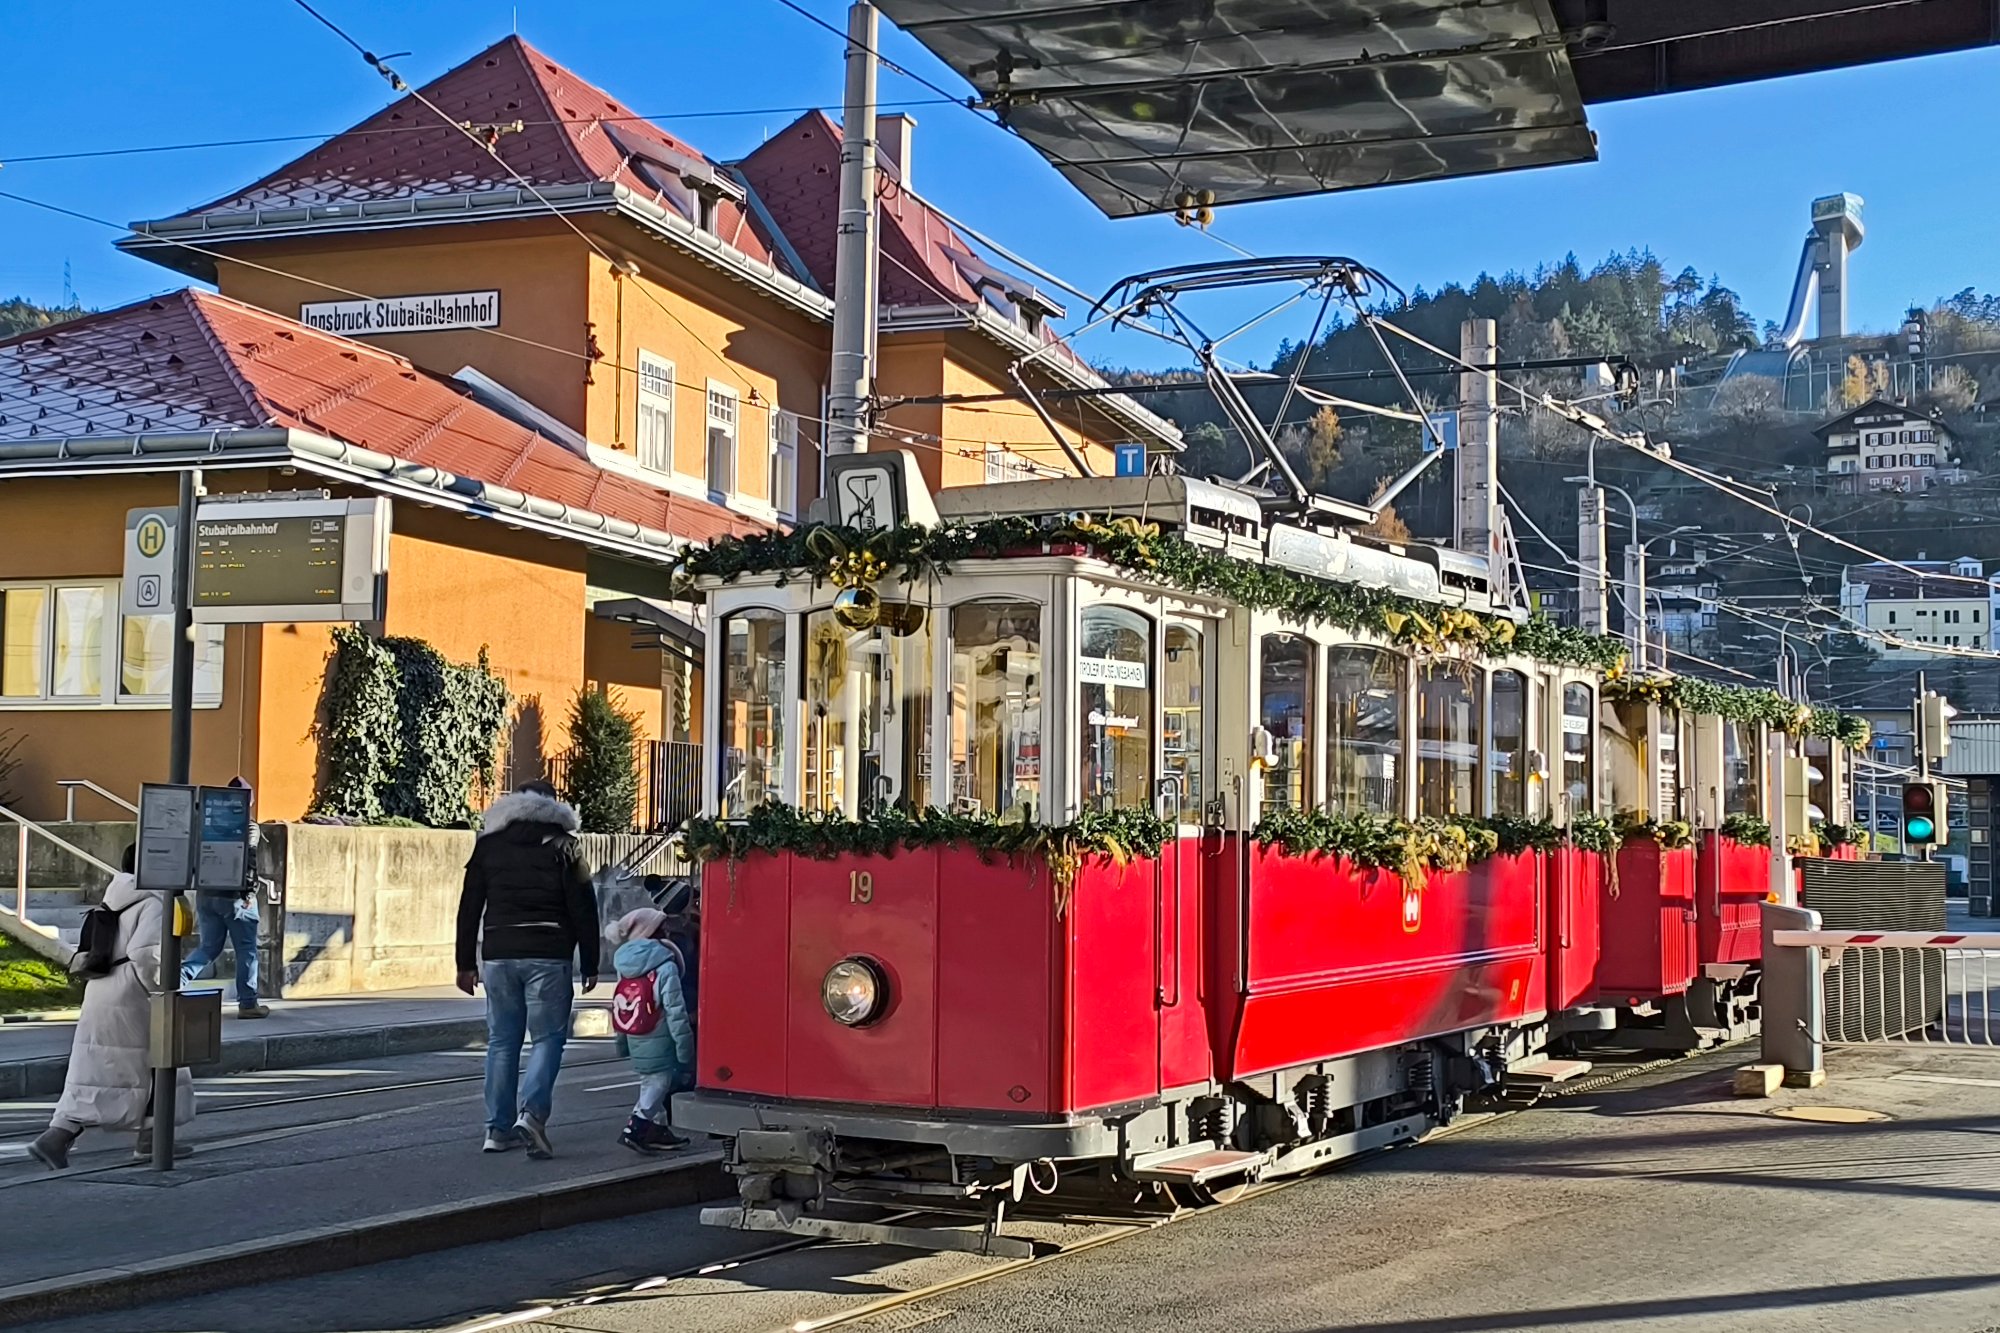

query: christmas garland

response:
[676,516,1870,744]
[1602,673,1870,749]
[1719,812,1774,847]
[1613,810,1696,850]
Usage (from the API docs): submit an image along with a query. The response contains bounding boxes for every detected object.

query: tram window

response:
[1417,663,1481,817]
[1658,710,1686,821]
[1078,606,1154,812]
[1325,645,1405,816]
[802,604,933,817]
[1490,670,1528,818]
[950,601,1043,819]
[1162,623,1206,818]
[1724,720,1762,815]
[718,609,787,816]
[1562,683,1595,814]
[1259,634,1313,815]
[1804,735,1832,826]
[1599,698,1648,819]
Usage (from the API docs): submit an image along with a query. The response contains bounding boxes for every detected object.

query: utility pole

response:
[1576,459,1608,636]
[1455,320,1504,602]
[825,1,881,460]
[154,466,199,1170]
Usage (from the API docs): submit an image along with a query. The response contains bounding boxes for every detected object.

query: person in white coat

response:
[29,850,196,1169]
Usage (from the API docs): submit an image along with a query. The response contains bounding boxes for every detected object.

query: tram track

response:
[437,1044,1718,1333]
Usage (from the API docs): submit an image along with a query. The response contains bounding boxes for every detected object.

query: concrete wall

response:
[267,822,474,998]
[0,821,132,892]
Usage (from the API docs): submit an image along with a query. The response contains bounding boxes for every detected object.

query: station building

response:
[0,35,1173,823]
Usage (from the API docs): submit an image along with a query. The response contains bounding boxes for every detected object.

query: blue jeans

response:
[182,894,260,1008]
[482,958,574,1133]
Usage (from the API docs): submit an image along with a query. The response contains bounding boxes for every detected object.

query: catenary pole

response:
[154,466,199,1169]
[825,1,880,459]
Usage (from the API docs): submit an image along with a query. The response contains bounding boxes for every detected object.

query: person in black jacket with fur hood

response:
[456,781,600,1158]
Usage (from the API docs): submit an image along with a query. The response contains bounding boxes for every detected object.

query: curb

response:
[0,1152,731,1326]
[0,1015,491,1100]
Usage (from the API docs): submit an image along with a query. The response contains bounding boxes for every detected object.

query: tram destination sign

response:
[191,496,389,624]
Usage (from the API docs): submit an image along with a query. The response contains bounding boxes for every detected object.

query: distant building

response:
[1840,557,2000,657]
[1647,539,1722,662]
[1819,397,1957,493]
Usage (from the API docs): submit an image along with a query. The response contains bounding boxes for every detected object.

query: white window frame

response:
[0,578,223,711]
[635,350,676,476]
[769,408,799,519]
[705,381,740,500]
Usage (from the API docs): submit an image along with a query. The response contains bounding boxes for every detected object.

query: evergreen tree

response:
[563,689,641,834]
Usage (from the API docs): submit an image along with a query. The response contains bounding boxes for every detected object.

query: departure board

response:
[194,514,345,610]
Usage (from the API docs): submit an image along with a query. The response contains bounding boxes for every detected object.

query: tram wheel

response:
[1168,1178,1252,1209]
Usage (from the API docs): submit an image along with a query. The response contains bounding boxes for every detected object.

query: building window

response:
[1,580,221,707]
[983,446,1038,483]
[705,383,739,497]
[768,409,798,517]
[1887,610,1896,624]
[635,351,675,474]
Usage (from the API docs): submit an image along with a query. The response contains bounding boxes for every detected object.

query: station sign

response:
[191,496,389,624]
[300,290,500,337]
[122,507,180,618]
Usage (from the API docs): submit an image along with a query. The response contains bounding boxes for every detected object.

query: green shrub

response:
[563,689,640,834]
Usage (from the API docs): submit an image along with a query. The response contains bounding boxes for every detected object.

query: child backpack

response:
[612,974,663,1036]
[68,902,130,980]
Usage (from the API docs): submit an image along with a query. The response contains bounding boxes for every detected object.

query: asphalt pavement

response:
[19,1041,2000,1333]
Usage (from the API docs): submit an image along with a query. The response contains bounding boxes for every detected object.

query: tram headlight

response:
[822,957,889,1027]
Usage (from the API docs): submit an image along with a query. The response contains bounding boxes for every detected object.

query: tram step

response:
[1130,1147,1264,1185]
[1507,1058,1594,1084]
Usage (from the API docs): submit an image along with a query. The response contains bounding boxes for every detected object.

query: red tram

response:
[671,457,1861,1255]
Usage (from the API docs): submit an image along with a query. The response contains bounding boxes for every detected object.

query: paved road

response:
[18,1043,2000,1333]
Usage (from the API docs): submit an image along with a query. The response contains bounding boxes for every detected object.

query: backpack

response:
[68,901,131,980]
[612,974,663,1036]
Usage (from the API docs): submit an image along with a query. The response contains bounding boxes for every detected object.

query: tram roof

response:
[875,0,2000,216]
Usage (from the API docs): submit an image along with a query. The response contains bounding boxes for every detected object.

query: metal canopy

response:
[874,0,1596,216]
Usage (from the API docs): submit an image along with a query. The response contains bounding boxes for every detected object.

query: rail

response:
[1772,928,2000,1050]
[545,740,703,834]
[56,778,138,820]
[1,799,119,937]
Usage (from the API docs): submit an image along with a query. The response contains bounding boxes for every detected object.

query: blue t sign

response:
[1114,443,1146,477]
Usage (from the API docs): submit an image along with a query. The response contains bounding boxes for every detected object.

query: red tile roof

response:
[0,290,763,546]
[157,36,789,278]
[738,111,985,310]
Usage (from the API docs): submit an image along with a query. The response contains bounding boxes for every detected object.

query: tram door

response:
[1158,619,1214,1091]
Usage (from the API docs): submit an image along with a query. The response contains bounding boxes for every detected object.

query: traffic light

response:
[1902,781,1946,846]
[1920,690,1956,761]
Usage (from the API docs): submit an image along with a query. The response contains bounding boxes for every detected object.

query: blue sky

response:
[1,1,1995,370]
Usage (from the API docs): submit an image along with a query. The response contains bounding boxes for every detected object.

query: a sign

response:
[192,497,388,624]
[299,290,500,336]
[195,786,252,892]
[1114,442,1146,477]
[1401,882,1422,933]
[122,507,179,618]
[1078,656,1148,688]
[1423,411,1459,452]
[137,784,198,892]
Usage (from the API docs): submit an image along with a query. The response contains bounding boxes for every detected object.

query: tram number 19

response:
[849,871,874,904]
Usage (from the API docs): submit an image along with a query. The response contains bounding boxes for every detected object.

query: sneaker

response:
[28,1128,73,1171]
[237,1004,271,1019]
[482,1128,520,1153]
[516,1113,554,1160]
[650,1121,690,1149]
[619,1116,658,1155]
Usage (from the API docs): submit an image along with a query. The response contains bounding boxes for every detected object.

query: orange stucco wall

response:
[215,222,595,434]
[584,616,666,745]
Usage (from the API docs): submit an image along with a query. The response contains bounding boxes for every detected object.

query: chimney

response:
[876,113,916,191]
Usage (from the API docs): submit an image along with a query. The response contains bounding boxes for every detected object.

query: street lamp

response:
[1563,478,1689,663]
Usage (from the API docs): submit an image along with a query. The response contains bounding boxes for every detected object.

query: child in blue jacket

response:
[609,908,696,1152]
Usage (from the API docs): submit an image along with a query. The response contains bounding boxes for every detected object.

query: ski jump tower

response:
[1774,193,1866,348]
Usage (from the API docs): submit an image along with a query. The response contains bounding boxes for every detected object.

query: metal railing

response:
[56,778,138,821]
[1773,927,2000,1050]
[1,799,118,938]
[545,740,703,834]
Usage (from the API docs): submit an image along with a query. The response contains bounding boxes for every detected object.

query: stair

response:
[1130,1145,1264,1185]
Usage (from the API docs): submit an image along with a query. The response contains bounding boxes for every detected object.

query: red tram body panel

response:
[1696,835,1771,967]
[1207,845,1545,1080]
[1595,843,1697,999]
[1547,847,1604,1012]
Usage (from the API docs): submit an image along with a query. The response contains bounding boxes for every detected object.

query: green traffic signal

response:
[1905,815,1936,841]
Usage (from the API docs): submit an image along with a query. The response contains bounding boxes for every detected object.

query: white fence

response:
[1772,929,2000,1051]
